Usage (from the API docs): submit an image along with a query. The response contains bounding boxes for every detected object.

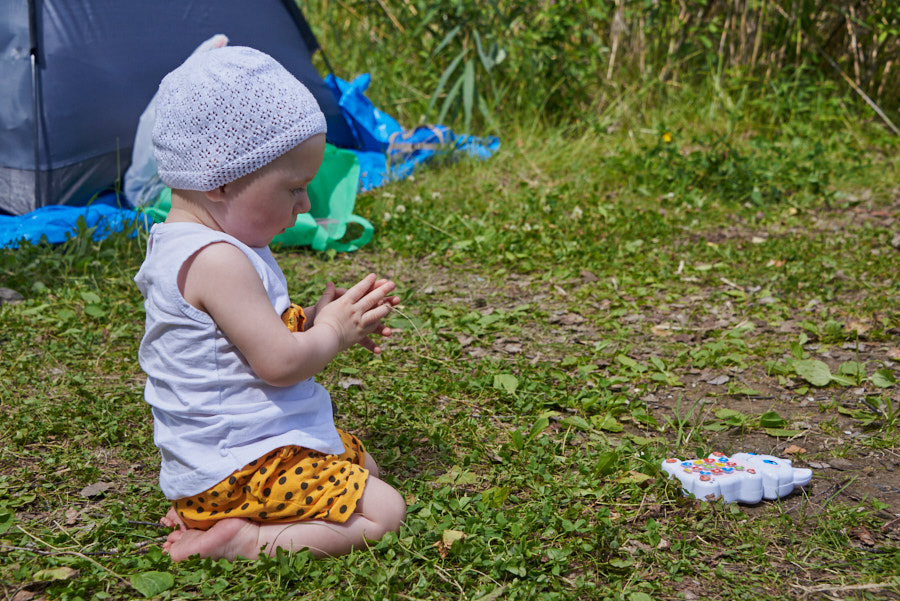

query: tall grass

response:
[301,0,899,133]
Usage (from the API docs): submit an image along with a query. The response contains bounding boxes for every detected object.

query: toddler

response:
[135,46,406,562]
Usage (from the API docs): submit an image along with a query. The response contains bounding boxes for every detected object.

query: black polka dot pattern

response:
[172,430,369,531]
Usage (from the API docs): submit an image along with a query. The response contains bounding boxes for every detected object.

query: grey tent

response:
[0,0,356,215]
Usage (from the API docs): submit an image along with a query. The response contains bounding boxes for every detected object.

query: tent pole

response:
[31,55,41,207]
[29,0,41,207]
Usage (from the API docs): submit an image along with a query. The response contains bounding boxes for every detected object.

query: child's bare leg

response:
[364,452,379,477]
[163,475,405,561]
[163,453,378,532]
[260,476,405,557]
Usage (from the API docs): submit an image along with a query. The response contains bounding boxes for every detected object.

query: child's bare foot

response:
[163,518,263,562]
[161,507,186,530]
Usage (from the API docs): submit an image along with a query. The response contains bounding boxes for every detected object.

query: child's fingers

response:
[360,301,393,329]
[356,335,381,354]
[321,282,336,303]
[334,275,395,307]
[340,273,379,303]
[351,282,396,314]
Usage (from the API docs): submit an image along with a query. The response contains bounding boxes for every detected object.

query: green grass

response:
[2,60,900,601]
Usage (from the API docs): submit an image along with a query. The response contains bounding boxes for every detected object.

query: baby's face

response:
[216,134,326,247]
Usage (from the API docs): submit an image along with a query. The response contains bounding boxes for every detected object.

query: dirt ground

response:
[352,251,900,550]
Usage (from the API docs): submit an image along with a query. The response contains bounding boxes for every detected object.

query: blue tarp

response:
[328,74,499,191]
[0,201,143,248]
[0,74,498,250]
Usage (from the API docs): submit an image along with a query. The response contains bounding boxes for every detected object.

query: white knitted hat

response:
[152,46,327,191]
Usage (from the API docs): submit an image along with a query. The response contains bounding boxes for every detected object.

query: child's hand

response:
[313,274,399,353]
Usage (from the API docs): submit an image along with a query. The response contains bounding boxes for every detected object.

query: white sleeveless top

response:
[134,222,344,499]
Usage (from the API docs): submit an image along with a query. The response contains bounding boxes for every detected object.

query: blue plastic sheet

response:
[326,73,403,152]
[326,74,500,191]
[0,198,141,249]
[1,74,499,249]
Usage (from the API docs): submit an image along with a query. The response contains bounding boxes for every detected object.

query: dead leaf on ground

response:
[651,323,673,337]
[455,334,475,347]
[32,566,78,582]
[845,321,870,336]
[550,312,585,326]
[338,378,363,389]
[495,340,523,354]
[784,445,807,455]
[882,516,900,532]
[849,526,876,546]
[622,539,653,554]
[808,461,831,469]
[828,458,859,471]
[434,529,466,558]
[64,507,80,525]
[79,481,114,498]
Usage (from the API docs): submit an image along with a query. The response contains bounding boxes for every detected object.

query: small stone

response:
[0,287,24,305]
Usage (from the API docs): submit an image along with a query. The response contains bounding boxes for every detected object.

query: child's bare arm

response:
[181,243,394,386]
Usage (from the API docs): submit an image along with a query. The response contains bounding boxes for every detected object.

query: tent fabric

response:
[0,0,356,216]
[0,17,500,252]
[0,71,500,249]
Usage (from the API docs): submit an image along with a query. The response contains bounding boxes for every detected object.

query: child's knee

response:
[360,477,405,533]
[363,452,379,477]
[380,484,406,533]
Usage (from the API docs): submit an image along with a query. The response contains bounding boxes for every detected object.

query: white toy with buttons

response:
[661,452,813,503]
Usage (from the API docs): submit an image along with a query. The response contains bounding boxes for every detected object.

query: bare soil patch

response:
[343,250,900,526]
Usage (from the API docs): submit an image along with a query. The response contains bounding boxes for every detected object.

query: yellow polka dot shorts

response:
[173,430,369,530]
[173,303,367,531]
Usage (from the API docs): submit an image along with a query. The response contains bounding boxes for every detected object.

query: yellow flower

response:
[662,132,673,143]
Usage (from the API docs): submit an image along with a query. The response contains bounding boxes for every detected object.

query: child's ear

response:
[205,185,229,203]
